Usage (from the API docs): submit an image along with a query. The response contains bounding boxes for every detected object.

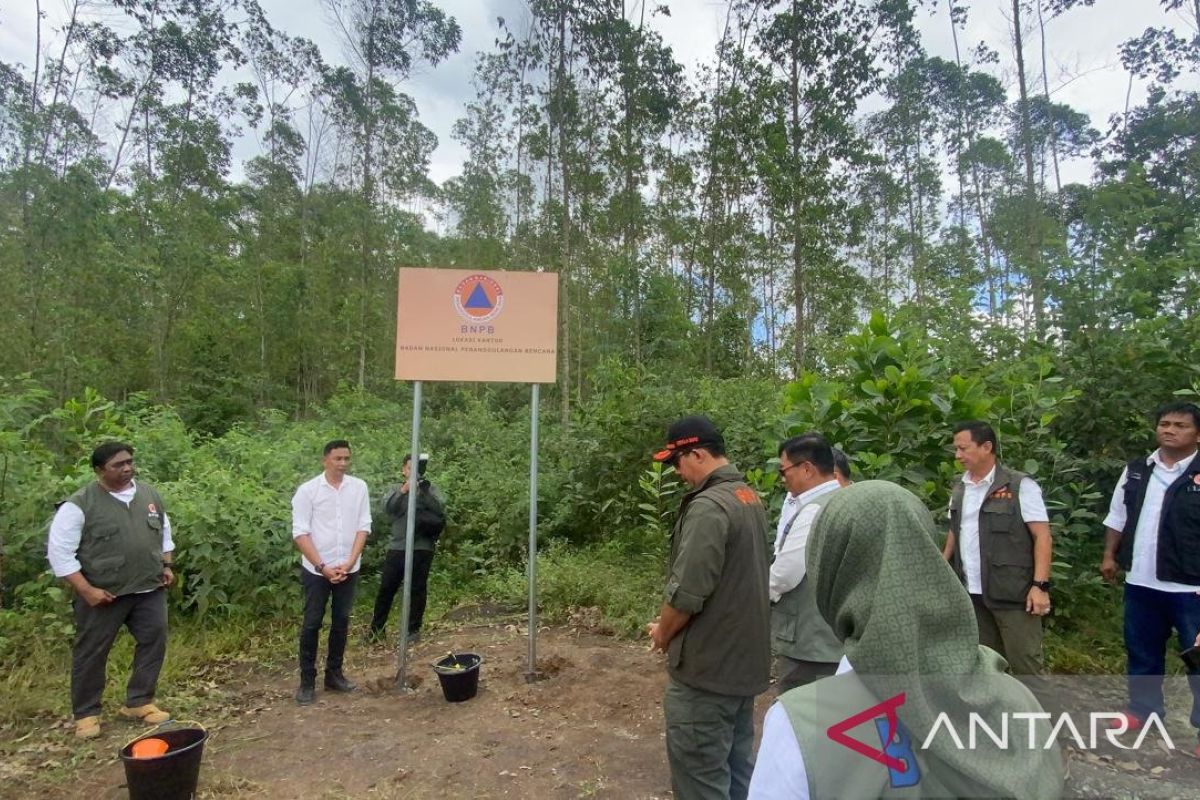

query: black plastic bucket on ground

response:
[433,652,482,702]
[119,725,207,800]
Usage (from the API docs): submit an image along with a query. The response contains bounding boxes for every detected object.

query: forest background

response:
[1,0,1199,726]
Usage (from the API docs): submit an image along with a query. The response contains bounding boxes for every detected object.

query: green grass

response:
[0,612,297,732]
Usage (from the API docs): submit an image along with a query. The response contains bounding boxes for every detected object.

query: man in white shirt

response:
[942,421,1053,689]
[291,439,371,705]
[1099,401,1200,756]
[770,433,844,693]
[47,441,175,738]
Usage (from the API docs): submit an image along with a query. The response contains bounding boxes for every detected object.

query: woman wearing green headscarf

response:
[749,481,1063,799]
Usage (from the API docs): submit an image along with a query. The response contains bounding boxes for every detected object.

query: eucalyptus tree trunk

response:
[1012,0,1044,334]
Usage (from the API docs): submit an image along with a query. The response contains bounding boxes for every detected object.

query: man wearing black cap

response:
[647,416,771,800]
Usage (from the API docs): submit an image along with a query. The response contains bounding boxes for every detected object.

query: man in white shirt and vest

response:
[942,421,1053,693]
[291,439,371,705]
[47,441,175,739]
[1099,401,1200,758]
[771,433,844,693]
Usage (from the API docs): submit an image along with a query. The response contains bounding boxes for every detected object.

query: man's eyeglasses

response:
[667,448,696,468]
[778,460,809,478]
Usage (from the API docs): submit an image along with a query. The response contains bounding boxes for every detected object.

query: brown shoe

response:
[75,715,101,739]
[119,704,170,725]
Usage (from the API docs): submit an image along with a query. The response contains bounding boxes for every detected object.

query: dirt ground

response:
[6,615,1200,799]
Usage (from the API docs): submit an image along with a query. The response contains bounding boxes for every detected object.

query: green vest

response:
[783,671,955,799]
[772,494,843,663]
[947,464,1035,611]
[69,481,167,596]
[666,465,772,697]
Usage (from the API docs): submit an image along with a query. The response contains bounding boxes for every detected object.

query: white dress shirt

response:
[956,466,1048,595]
[777,493,799,546]
[291,473,371,575]
[1102,449,1197,593]
[748,655,853,799]
[47,480,175,579]
[770,479,840,603]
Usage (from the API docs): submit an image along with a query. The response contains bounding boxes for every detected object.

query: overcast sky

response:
[2,0,1196,188]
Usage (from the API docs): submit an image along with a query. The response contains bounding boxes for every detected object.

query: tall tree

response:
[322,0,460,388]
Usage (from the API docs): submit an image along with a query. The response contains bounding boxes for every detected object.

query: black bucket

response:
[119,725,207,800]
[433,652,482,702]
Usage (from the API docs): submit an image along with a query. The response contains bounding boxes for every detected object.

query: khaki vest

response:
[947,464,1034,611]
[69,481,166,596]
[772,494,842,664]
[783,671,954,799]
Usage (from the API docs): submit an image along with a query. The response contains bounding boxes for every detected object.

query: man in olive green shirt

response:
[647,416,771,800]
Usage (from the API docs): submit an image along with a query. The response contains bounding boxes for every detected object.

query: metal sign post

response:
[525,383,541,682]
[392,269,558,690]
[393,380,422,690]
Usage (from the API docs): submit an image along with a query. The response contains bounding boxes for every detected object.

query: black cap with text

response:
[653,415,725,462]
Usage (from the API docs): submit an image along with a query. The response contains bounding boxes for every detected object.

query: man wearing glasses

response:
[47,441,175,739]
[647,416,770,800]
[770,433,845,694]
[943,420,1052,694]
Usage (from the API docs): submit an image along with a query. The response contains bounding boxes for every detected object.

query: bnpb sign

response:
[395,268,559,383]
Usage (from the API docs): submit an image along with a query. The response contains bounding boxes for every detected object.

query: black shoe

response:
[295,682,315,705]
[324,670,356,692]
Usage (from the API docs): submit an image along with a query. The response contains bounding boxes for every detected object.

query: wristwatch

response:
[1031,580,1052,591]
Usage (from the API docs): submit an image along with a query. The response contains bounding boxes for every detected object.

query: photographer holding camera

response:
[368,453,446,645]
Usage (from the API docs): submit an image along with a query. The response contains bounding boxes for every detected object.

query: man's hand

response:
[1026,586,1051,616]
[646,619,665,653]
[81,584,115,607]
[400,481,410,495]
[1100,554,1120,583]
[161,566,175,588]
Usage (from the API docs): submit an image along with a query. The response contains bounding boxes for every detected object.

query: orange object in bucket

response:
[130,737,169,759]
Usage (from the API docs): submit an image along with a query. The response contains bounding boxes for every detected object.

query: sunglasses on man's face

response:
[668,449,697,468]
[778,460,809,478]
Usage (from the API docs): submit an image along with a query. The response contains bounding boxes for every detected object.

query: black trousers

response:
[71,588,168,719]
[369,548,434,637]
[298,570,357,681]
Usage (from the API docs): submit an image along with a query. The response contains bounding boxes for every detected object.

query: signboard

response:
[394,268,559,383]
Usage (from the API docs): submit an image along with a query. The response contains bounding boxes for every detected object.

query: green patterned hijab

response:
[808,480,1063,799]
